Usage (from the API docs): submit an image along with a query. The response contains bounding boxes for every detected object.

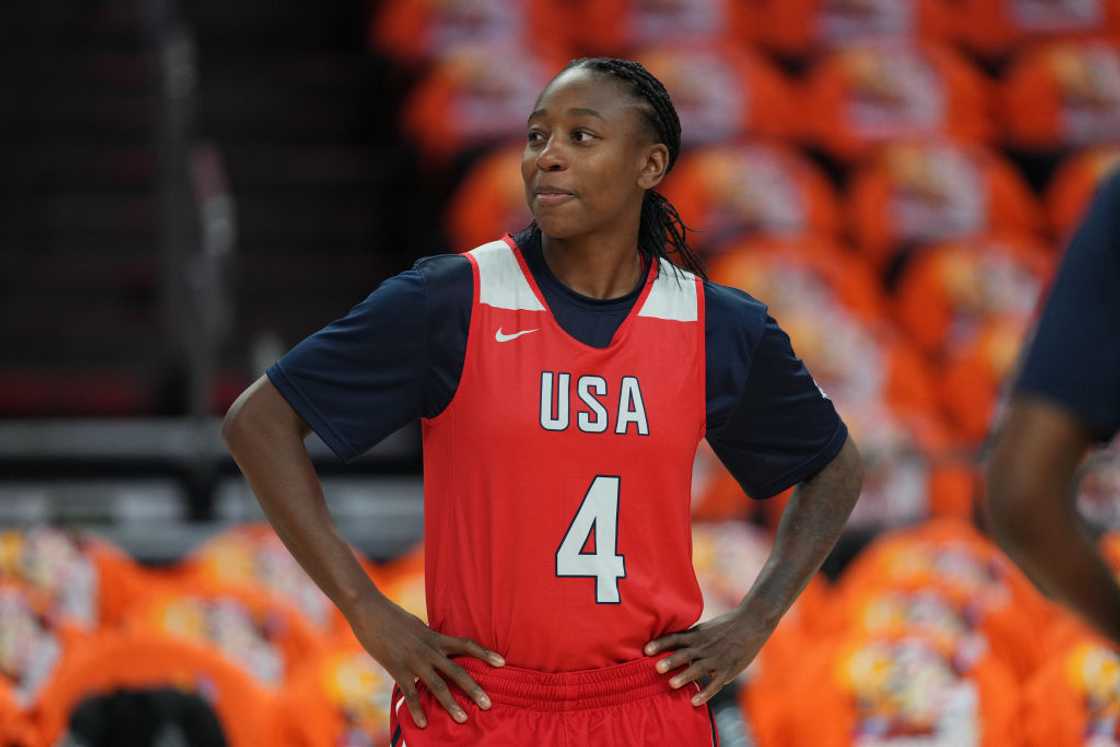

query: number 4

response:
[556,475,626,604]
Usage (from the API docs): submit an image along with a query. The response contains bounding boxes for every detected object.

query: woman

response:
[223,58,863,746]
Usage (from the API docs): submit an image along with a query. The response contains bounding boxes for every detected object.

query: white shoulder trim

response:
[637,259,698,322]
[468,241,546,311]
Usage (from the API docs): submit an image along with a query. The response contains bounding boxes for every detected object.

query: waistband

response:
[454,655,677,712]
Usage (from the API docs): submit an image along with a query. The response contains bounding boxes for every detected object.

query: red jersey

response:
[421,236,706,672]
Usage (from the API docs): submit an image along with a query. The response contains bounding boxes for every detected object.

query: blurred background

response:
[4,0,1120,745]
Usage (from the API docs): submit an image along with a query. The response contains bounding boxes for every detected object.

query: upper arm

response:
[222,375,310,446]
[705,289,848,499]
[987,396,1095,517]
[1014,171,1120,442]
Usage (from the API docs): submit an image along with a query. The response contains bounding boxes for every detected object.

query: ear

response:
[636,143,670,191]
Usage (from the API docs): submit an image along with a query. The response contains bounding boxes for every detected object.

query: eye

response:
[527,130,546,145]
[572,129,595,143]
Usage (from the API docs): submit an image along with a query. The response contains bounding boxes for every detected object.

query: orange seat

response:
[894,234,1054,358]
[567,0,755,55]
[754,0,955,57]
[767,631,1021,747]
[1046,146,1120,241]
[0,527,150,632]
[1003,40,1120,150]
[401,44,564,165]
[804,42,994,161]
[842,403,975,530]
[957,0,1120,58]
[268,637,397,747]
[35,631,273,747]
[939,314,1033,444]
[836,519,1055,671]
[635,41,799,147]
[375,542,428,623]
[123,583,325,691]
[846,139,1044,271]
[370,0,572,66]
[445,143,534,252]
[1022,631,1120,747]
[658,142,842,251]
[0,682,41,747]
[177,522,371,638]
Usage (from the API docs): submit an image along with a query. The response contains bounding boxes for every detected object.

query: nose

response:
[536,137,566,172]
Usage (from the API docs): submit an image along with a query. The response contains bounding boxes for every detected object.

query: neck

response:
[539,228,646,300]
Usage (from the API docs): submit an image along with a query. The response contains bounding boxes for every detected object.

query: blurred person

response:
[957,0,1120,58]
[223,57,862,745]
[985,171,1120,645]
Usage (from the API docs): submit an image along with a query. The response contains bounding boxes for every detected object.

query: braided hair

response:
[525,57,706,280]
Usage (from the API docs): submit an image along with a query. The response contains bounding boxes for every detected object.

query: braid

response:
[527,57,707,281]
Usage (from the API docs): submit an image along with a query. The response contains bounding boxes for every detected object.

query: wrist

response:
[735,593,786,632]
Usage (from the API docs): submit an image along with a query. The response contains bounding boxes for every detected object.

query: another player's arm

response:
[648,434,863,705]
[223,379,501,726]
[985,397,1120,643]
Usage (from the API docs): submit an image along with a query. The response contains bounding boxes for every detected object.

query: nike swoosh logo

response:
[495,327,539,342]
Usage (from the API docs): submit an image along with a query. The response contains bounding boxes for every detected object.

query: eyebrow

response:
[527,107,607,124]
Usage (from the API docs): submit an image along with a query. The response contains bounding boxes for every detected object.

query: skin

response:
[985,396,1120,643]
[223,65,865,729]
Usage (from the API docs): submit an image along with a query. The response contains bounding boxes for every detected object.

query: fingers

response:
[400,679,428,729]
[417,666,469,724]
[645,630,691,655]
[443,634,506,667]
[666,661,706,691]
[692,673,726,706]
[434,656,493,711]
[654,649,694,675]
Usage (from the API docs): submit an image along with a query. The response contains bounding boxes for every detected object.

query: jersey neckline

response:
[501,233,659,353]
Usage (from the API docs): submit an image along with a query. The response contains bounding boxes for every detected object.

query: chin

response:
[531,214,585,240]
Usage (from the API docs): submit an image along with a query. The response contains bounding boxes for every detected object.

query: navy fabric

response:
[268,229,847,498]
[1015,171,1120,442]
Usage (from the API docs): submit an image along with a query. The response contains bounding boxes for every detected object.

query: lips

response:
[534,188,575,206]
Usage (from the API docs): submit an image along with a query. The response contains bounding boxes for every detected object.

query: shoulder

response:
[703,278,769,350]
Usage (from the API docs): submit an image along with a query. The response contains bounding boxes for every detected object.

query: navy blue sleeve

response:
[266,254,472,462]
[704,282,848,499]
[1014,171,1120,442]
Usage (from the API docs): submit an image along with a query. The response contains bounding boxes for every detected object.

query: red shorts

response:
[389,654,720,746]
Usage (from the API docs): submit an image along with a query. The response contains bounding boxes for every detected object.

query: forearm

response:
[222,386,385,621]
[987,401,1120,641]
[736,436,863,627]
[993,492,1120,639]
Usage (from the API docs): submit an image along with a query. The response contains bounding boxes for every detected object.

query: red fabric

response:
[659,142,842,249]
[635,42,799,147]
[1046,146,1120,240]
[804,42,994,161]
[570,0,754,55]
[421,235,706,672]
[846,139,1044,270]
[1003,40,1120,149]
[755,0,955,57]
[388,656,718,746]
[957,0,1120,57]
[370,0,572,66]
[894,233,1054,358]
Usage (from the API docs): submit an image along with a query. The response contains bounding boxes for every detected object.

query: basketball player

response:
[223,58,864,745]
[986,171,1120,643]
